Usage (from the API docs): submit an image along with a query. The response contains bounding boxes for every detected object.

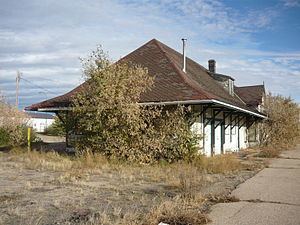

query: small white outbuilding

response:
[26,112,55,133]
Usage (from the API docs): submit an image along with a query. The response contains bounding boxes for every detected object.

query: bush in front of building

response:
[0,124,41,147]
[44,117,66,136]
[0,127,10,147]
[259,93,300,151]
[0,99,29,146]
[0,96,42,147]
[72,47,199,163]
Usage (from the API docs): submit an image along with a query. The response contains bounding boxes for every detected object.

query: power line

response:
[20,77,57,95]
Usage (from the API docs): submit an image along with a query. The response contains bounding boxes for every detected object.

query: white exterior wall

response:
[27,118,54,133]
[230,116,239,152]
[191,108,250,156]
[190,105,204,149]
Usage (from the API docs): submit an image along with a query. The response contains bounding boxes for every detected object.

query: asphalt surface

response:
[208,145,300,225]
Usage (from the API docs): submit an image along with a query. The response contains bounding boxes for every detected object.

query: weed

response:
[144,197,210,225]
[192,154,242,174]
[206,194,240,203]
[257,146,281,158]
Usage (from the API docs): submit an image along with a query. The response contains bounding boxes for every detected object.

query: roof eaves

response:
[139,99,267,119]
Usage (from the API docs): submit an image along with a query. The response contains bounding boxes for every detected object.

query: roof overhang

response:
[34,99,267,119]
[37,107,72,112]
[140,99,267,119]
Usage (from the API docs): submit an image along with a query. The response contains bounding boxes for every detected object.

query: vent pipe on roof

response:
[182,38,187,73]
[208,59,216,73]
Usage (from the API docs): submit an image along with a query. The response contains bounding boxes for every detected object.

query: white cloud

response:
[282,0,300,7]
[0,0,299,107]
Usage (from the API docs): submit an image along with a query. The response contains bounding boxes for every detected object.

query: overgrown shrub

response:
[0,127,10,146]
[192,153,242,174]
[0,124,39,147]
[72,47,199,163]
[44,116,65,136]
[0,99,30,146]
[259,93,300,149]
[257,146,281,158]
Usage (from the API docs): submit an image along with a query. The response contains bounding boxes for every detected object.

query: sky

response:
[0,0,300,109]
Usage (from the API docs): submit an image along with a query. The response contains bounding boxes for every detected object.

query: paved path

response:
[36,134,66,152]
[37,134,65,143]
[208,145,300,225]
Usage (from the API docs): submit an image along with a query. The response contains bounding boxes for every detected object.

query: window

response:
[248,123,257,142]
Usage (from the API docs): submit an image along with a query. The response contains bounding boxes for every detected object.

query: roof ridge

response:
[152,39,214,100]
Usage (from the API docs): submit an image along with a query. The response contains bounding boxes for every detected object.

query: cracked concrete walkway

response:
[208,145,300,225]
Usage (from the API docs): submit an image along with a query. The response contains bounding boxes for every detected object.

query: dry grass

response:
[3,148,246,225]
[7,148,242,178]
[256,143,294,158]
[192,153,242,174]
[8,148,109,171]
[257,146,281,158]
[81,195,209,225]
[206,194,240,204]
[144,196,210,225]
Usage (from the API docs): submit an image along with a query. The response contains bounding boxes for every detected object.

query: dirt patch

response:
[0,193,22,203]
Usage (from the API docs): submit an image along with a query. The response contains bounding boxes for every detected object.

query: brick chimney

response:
[208,59,216,73]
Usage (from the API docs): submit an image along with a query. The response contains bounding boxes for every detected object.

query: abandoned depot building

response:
[26,39,267,156]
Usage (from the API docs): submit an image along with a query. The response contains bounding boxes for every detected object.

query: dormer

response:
[208,59,235,96]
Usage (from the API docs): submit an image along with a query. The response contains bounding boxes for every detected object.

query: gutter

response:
[211,99,267,119]
[37,107,72,112]
[139,99,267,119]
[37,99,267,119]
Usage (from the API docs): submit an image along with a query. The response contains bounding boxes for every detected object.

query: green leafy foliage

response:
[0,127,10,146]
[44,116,66,136]
[0,124,39,147]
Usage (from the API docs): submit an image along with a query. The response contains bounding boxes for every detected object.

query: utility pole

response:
[16,71,21,108]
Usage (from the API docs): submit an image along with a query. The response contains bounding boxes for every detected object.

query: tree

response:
[259,93,300,148]
[0,95,29,146]
[44,116,66,136]
[72,47,198,163]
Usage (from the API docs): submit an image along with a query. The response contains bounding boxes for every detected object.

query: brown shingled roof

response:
[234,85,265,108]
[25,39,261,115]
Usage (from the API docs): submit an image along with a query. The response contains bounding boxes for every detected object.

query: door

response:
[214,122,222,155]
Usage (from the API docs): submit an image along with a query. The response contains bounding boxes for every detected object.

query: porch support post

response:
[56,111,66,124]
[199,105,208,117]
[221,111,225,154]
[202,106,207,151]
[246,117,255,129]
[55,111,69,146]
[225,112,235,129]
[232,114,243,128]
[206,109,222,127]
